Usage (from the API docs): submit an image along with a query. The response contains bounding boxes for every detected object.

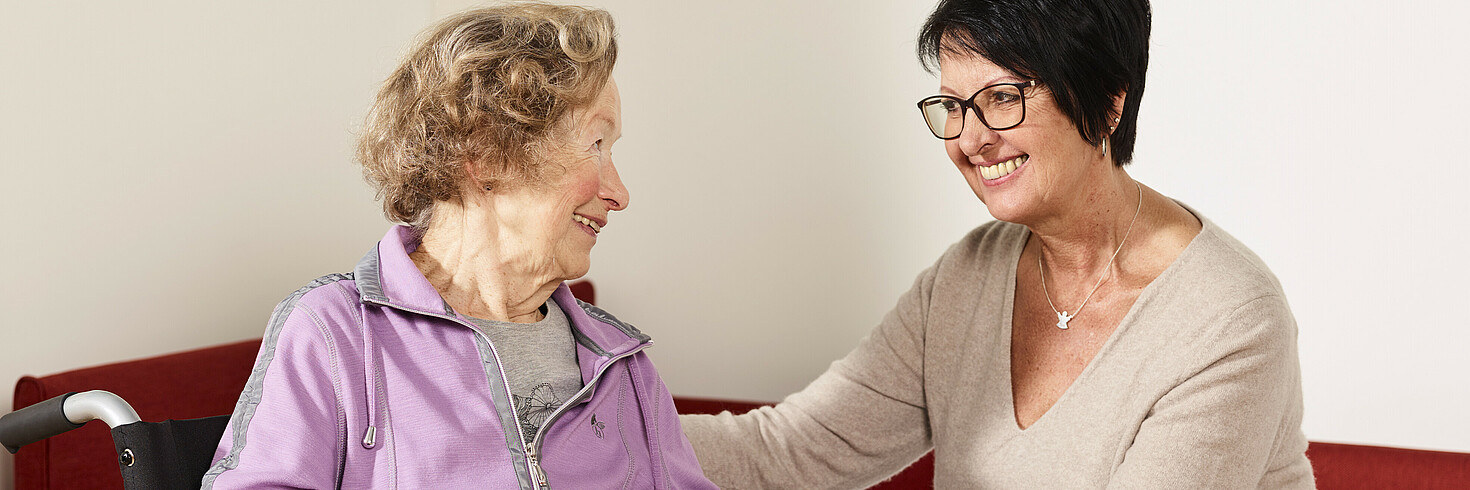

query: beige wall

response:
[3,0,1467,487]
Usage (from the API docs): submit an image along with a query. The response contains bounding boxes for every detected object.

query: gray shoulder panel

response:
[200,272,353,488]
[575,299,651,344]
[354,244,388,303]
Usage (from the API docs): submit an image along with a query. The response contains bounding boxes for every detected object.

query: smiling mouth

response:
[979,155,1028,180]
[573,215,602,233]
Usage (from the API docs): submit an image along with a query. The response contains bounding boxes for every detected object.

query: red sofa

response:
[9,281,1469,488]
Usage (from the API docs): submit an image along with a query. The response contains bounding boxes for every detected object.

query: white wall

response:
[1137,0,1470,454]
[0,2,430,487]
[2,0,1466,487]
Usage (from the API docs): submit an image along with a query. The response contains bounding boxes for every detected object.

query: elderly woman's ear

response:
[462,160,492,193]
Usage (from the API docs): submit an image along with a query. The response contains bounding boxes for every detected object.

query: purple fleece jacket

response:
[202,226,716,489]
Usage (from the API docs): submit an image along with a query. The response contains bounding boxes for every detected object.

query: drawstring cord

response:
[362,317,379,449]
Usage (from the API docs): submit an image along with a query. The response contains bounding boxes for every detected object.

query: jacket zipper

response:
[362,298,646,490]
[469,328,540,488]
[526,446,548,488]
[524,344,649,489]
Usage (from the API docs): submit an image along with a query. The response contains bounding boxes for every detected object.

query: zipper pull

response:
[526,444,548,488]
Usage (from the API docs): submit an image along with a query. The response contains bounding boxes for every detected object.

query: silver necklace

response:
[1039,181,1143,330]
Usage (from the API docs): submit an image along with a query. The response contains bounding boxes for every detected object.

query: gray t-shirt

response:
[466,297,584,443]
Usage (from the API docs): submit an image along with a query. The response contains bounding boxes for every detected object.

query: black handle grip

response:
[0,392,86,454]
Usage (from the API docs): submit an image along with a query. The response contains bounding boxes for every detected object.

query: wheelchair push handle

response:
[0,390,142,454]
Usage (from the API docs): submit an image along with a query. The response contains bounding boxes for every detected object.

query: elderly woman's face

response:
[492,78,628,280]
[939,54,1101,224]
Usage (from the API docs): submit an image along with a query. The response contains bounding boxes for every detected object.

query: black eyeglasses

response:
[917,80,1037,139]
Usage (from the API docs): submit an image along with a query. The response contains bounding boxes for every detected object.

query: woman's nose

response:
[599,160,630,211]
[956,109,1000,155]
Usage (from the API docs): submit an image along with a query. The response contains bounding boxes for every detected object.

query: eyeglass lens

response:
[919,84,1026,139]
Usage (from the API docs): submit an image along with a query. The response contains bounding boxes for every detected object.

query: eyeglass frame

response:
[916,79,1038,140]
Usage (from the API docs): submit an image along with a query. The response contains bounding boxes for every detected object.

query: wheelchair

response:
[2,390,227,489]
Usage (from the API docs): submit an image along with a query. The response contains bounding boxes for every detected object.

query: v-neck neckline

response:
[998,215,1210,433]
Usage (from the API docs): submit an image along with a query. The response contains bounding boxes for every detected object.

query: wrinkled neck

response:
[411,200,559,323]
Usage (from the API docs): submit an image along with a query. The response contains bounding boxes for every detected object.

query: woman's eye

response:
[591,139,603,153]
[989,91,1020,105]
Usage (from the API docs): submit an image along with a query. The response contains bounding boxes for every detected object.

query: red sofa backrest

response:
[1307,441,1470,489]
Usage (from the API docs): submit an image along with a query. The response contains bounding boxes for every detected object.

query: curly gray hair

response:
[356,2,617,230]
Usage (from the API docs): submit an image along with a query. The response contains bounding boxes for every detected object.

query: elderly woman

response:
[203,5,715,489]
[681,0,1313,488]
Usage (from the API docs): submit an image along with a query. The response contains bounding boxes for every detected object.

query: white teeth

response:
[574,215,601,233]
[979,155,1028,180]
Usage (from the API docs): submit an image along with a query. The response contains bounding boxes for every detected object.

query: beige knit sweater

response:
[681,215,1315,489]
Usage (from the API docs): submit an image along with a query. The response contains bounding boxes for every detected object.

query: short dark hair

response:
[918,0,1151,165]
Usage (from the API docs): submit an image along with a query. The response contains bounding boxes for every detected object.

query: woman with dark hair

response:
[680,0,1314,488]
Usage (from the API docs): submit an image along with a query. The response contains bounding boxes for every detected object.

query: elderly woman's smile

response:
[207,6,719,488]
[573,214,603,234]
[445,75,629,287]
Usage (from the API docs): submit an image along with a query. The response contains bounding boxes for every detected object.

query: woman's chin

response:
[975,192,1032,224]
[966,177,1037,224]
[566,268,589,281]
[558,258,591,282]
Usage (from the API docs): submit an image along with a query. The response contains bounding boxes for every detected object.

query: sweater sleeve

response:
[203,302,346,489]
[679,265,938,490]
[1107,294,1314,489]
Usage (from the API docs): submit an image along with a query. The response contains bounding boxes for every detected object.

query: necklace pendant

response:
[1056,311,1073,330]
